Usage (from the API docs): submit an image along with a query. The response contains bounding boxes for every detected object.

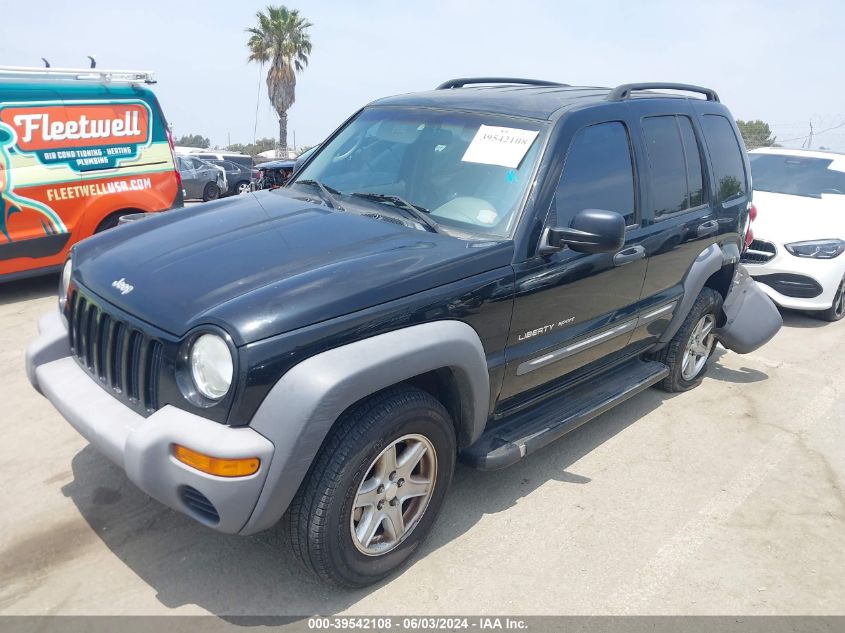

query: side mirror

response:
[541,208,626,255]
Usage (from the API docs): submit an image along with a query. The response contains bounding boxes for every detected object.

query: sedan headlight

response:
[190,333,234,400]
[784,239,845,259]
[58,258,72,309]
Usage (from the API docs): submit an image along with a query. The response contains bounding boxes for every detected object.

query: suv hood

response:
[752,190,845,244]
[73,192,513,344]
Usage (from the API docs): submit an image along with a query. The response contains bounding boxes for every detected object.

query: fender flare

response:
[657,242,740,345]
[240,319,489,534]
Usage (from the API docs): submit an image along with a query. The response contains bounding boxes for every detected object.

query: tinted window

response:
[227,155,254,168]
[555,122,636,225]
[678,117,705,207]
[702,115,747,203]
[749,154,845,198]
[642,116,687,217]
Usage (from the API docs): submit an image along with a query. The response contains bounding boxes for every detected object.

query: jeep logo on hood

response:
[111,278,134,295]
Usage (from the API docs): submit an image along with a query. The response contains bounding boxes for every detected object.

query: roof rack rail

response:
[607,82,719,102]
[436,77,567,90]
[0,65,156,84]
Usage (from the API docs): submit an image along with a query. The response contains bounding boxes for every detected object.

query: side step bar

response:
[462,359,669,470]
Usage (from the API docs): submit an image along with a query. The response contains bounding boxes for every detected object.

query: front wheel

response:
[814,274,845,322]
[202,182,220,202]
[286,386,456,587]
[652,288,722,392]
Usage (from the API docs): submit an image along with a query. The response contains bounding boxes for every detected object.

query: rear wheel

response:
[814,274,845,322]
[94,211,134,233]
[286,386,456,587]
[236,181,251,195]
[202,182,220,202]
[653,288,722,392]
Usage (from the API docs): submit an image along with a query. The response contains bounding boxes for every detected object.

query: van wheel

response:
[95,212,130,233]
[286,386,456,587]
[202,183,220,201]
[652,288,723,393]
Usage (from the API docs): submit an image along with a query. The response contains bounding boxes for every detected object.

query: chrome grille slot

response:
[67,289,163,414]
[741,239,776,264]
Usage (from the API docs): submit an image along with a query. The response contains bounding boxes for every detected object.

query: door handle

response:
[613,245,646,266]
[697,220,719,237]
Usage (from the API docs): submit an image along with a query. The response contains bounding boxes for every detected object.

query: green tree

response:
[246,5,313,156]
[175,133,210,149]
[228,137,277,157]
[736,120,777,149]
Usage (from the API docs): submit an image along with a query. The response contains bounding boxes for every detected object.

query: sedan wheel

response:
[237,182,251,195]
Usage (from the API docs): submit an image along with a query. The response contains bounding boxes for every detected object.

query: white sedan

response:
[745,148,845,321]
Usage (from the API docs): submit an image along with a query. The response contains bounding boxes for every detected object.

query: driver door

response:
[499,119,649,405]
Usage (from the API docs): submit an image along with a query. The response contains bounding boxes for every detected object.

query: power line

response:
[777,121,845,144]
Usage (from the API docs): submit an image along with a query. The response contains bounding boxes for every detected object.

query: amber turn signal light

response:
[172,445,260,477]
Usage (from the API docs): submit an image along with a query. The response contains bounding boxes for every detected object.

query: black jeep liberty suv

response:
[27,78,782,587]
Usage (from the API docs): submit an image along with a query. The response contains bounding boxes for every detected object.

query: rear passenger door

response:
[177,157,199,198]
[628,104,741,346]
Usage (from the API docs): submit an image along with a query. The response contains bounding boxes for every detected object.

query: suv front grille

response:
[67,290,163,414]
[741,239,777,264]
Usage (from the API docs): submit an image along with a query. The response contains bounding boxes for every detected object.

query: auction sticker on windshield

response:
[461,125,539,168]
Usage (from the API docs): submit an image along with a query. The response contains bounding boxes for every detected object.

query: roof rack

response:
[436,77,567,90]
[0,65,156,84]
[607,82,719,102]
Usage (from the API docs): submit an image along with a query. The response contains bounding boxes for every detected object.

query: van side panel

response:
[0,81,179,279]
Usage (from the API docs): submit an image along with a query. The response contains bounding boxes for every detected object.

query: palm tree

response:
[246,5,312,157]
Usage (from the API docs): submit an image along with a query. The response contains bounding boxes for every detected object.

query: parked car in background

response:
[0,65,182,282]
[253,159,295,190]
[176,155,226,201]
[207,159,253,196]
[744,148,845,320]
[187,150,254,170]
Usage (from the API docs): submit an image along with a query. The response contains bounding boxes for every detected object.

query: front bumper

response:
[744,243,845,311]
[26,311,274,534]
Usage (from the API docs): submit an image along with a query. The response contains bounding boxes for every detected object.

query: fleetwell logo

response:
[111,278,134,295]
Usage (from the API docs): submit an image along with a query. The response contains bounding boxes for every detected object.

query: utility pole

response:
[807,121,813,149]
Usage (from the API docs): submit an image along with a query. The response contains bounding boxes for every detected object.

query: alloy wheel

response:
[681,313,715,380]
[350,434,437,556]
[834,276,845,318]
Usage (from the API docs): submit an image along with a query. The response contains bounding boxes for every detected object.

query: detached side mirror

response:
[541,208,626,255]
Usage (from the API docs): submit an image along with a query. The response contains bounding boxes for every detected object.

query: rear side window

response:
[555,121,636,226]
[642,115,707,218]
[679,117,705,207]
[701,114,748,204]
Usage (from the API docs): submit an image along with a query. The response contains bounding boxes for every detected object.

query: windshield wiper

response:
[350,192,440,233]
[296,179,345,210]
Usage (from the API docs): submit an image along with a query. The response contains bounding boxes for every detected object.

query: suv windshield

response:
[750,153,845,198]
[292,107,546,237]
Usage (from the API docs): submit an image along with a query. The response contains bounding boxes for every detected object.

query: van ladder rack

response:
[437,77,567,89]
[0,66,156,84]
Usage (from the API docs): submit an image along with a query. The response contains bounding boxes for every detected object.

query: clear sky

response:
[3,0,844,151]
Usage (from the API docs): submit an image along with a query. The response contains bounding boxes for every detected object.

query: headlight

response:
[58,258,72,309]
[190,333,233,400]
[784,239,845,259]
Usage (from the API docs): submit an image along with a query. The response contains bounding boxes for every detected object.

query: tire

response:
[652,288,723,393]
[286,385,456,587]
[95,212,130,233]
[813,274,845,322]
[202,182,220,202]
[236,181,251,195]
